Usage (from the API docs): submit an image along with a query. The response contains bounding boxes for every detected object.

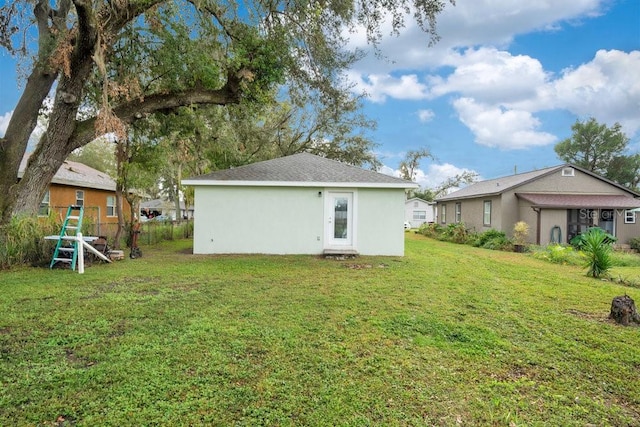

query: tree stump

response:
[609,295,640,326]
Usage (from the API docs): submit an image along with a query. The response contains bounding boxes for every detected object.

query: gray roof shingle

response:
[437,163,640,201]
[183,153,417,188]
[437,165,559,201]
[19,156,116,191]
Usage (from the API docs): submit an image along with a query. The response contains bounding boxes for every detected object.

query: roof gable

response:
[406,197,434,205]
[183,152,417,189]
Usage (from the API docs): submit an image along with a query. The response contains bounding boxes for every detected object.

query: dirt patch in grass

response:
[344,263,389,269]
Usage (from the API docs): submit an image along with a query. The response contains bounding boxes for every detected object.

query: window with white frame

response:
[76,190,84,207]
[625,210,636,224]
[413,210,426,220]
[455,203,461,223]
[107,195,116,217]
[440,204,446,224]
[483,201,492,226]
[38,189,50,216]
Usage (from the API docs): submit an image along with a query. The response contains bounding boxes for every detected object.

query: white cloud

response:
[417,109,435,122]
[0,111,12,137]
[453,98,556,149]
[551,49,640,135]
[380,161,479,189]
[428,48,550,104]
[346,71,429,103]
[347,0,604,73]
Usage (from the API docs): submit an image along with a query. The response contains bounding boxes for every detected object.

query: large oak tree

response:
[0,0,452,225]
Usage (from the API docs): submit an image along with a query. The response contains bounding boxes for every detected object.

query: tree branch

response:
[69,82,243,150]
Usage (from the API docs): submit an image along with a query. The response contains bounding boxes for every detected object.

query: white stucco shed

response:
[182,153,418,256]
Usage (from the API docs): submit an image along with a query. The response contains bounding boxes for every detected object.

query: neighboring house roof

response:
[141,199,193,211]
[19,156,116,192]
[406,197,434,205]
[517,193,640,209]
[183,152,418,189]
[436,164,640,201]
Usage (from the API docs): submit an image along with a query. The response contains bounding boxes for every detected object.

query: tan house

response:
[19,157,130,236]
[435,164,640,246]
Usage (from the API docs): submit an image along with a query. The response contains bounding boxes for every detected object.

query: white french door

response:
[324,191,355,249]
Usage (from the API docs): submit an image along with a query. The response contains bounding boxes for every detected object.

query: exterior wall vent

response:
[561,167,575,177]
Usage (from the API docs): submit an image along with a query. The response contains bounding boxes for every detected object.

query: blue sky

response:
[1,0,638,190]
[346,0,640,187]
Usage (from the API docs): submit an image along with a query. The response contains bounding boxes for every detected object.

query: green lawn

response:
[1,234,639,426]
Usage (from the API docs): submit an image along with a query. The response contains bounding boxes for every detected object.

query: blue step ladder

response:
[50,205,84,270]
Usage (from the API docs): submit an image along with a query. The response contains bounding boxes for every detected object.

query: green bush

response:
[442,223,472,244]
[569,227,616,249]
[629,236,640,252]
[0,214,61,269]
[472,229,511,250]
[530,244,582,265]
[418,222,442,239]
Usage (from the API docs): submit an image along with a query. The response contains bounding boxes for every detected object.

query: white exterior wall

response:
[193,186,324,254]
[192,185,406,255]
[357,188,406,256]
[405,199,434,228]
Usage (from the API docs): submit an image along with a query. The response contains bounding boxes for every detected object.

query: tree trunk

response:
[609,295,640,326]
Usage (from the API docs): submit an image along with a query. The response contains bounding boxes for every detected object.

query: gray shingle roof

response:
[437,163,640,201]
[183,153,417,188]
[19,156,116,191]
[437,165,560,201]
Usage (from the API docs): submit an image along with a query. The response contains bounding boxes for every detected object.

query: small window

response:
[440,204,447,224]
[76,190,84,207]
[625,210,636,224]
[106,195,116,217]
[561,167,575,177]
[38,189,50,216]
[413,201,419,208]
[413,210,426,220]
[455,203,462,223]
[483,201,492,226]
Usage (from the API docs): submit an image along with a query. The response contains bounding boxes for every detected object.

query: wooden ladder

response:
[50,205,84,270]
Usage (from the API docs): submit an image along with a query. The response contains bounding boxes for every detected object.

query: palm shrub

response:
[579,227,615,278]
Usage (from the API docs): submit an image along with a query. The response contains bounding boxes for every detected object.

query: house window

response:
[625,210,636,224]
[38,189,50,216]
[483,201,492,226]
[567,209,594,242]
[76,190,84,207]
[561,167,575,177]
[599,209,614,235]
[413,210,426,221]
[440,204,447,224]
[455,203,462,223]
[106,196,116,217]
[413,201,419,208]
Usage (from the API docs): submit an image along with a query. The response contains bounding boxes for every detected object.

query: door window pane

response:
[334,197,348,239]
